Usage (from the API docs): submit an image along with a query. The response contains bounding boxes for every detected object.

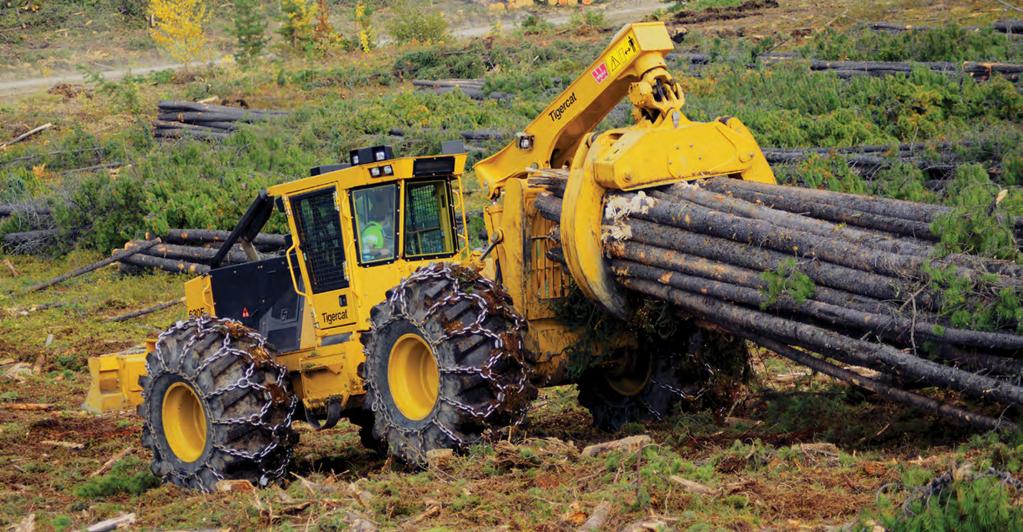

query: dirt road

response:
[0,0,663,100]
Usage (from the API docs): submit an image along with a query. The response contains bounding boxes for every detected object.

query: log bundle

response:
[533,172,1023,430]
[153,101,287,142]
[114,229,288,274]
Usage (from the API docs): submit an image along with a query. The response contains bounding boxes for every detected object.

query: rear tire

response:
[139,317,298,491]
[361,263,536,465]
[578,328,750,431]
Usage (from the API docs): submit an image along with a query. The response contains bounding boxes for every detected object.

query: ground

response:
[0,254,1000,529]
[2,0,1023,529]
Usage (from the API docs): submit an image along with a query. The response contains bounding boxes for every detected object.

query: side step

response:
[82,343,151,413]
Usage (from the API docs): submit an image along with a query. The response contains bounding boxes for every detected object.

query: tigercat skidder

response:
[85,21,775,490]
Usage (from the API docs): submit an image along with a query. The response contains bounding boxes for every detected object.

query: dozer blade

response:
[82,343,151,413]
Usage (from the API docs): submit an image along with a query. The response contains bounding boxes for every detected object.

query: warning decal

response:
[592,32,639,84]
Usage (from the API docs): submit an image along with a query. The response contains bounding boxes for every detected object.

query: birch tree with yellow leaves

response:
[148,0,209,65]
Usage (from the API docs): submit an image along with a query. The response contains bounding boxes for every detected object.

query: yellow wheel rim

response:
[162,382,208,463]
[387,333,439,420]
[605,352,653,397]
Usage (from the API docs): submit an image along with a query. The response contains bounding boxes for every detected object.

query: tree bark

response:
[613,258,1023,351]
[118,253,210,275]
[619,277,1023,406]
[751,337,1005,431]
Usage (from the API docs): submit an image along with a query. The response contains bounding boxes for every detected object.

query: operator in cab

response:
[356,186,396,262]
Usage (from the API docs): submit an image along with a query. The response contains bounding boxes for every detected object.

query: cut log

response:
[704,176,948,223]
[157,100,287,115]
[613,258,1023,351]
[660,183,933,257]
[134,240,252,264]
[699,181,937,239]
[606,240,930,321]
[620,218,926,304]
[618,278,1023,406]
[754,337,1004,431]
[0,123,53,150]
[162,228,287,249]
[105,298,184,322]
[118,253,210,275]
[26,239,160,293]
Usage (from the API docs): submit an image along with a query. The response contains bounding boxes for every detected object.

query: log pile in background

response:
[870,20,1022,35]
[672,52,1023,82]
[411,79,513,101]
[153,101,287,142]
[533,172,1023,430]
[115,229,287,274]
[0,203,57,253]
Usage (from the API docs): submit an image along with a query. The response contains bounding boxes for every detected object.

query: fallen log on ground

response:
[26,239,160,293]
[0,204,51,217]
[105,298,184,322]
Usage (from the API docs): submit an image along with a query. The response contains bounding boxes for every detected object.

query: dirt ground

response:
[0,254,990,530]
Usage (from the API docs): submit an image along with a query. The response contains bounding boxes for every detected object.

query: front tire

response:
[361,263,536,465]
[140,317,298,491]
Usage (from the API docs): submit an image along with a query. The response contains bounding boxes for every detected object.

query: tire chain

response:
[369,263,534,453]
[145,316,297,490]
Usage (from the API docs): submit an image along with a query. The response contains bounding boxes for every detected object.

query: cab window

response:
[405,180,455,258]
[290,187,349,293]
[351,184,398,264]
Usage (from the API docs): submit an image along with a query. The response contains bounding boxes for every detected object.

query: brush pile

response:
[0,203,56,253]
[115,229,287,274]
[153,101,287,142]
[533,173,1023,430]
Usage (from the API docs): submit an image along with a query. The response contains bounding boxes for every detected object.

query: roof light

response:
[352,154,360,164]
[375,150,386,161]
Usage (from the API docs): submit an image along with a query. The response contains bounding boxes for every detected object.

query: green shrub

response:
[519,13,554,36]
[231,0,269,67]
[870,162,936,203]
[387,1,448,44]
[868,474,1023,530]
[760,258,815,309]
[932,164,1019,261]
[568,9,610,33]
[73,456,160,498]
[806,24,1023,62]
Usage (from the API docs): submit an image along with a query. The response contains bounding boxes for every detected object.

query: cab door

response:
[287,185,356,330]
